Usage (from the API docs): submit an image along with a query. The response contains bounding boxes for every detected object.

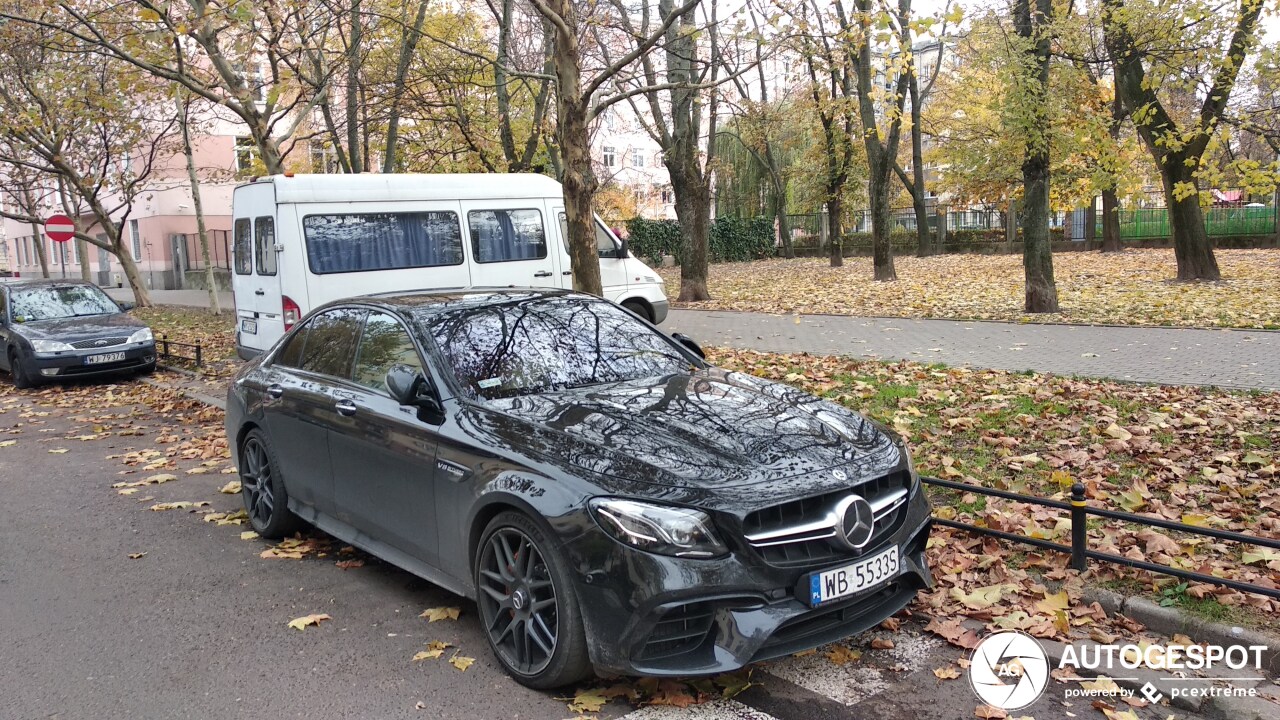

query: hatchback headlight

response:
[589,498,727,558]
[31,339,74,354]
[128,328,154,344]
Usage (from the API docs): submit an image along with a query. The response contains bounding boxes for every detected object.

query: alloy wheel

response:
[478,528,559,675]
[240,437,276,527]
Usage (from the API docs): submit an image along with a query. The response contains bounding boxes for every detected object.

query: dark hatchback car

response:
[226,289,932,687]
[0,279,156,388]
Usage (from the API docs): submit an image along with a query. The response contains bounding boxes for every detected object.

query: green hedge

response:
[626,216,776,264]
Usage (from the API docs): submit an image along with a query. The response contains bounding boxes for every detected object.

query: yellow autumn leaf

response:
[1034,589,1070,616]
[825,644,862,664]
[567,688,609,713]
[0,440,15,447]
[48,448,68,454]
[934,665,961,679]
[220,480,242,494]
[420,606,462,622]
[1242,549,1280,565]
[240,531,259,540]
[286,613,331,631]
[127,552,147,559]
[950,583,1014,610]
[448,653,475,671]
[412,640,453,661]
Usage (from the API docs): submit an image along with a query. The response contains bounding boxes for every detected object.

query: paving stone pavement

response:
[666,310,1280,391]
[105,289,1279,391]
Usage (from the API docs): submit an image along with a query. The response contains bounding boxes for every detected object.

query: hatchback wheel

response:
[9,349,36,389]
[475,512,591,688]
[239,429,303,539]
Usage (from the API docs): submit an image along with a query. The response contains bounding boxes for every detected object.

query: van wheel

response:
[622,300,651,323]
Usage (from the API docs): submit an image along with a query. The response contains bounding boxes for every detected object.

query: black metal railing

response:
[156,338,203,367]
[922,476,1280,600]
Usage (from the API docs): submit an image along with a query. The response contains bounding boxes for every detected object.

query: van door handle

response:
[254,289,265,296]
[533,270,553,278]
[334,400,358,416]
[562,271,573,276]
[266,384,284,399]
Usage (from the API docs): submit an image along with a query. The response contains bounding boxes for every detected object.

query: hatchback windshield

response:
[423,295,692,399]
[10,285,119,321]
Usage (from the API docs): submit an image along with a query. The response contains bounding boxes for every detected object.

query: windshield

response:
[423,295,693,399]
[10,285,119,322]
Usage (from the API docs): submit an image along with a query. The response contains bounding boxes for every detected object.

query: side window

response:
[275,325,308,368]
[558,213,619,260]
[233,218,252,275]
[296,307,366,379]
[254,217,277,276]
[352,312,423,393]
[469,209,546,263]
[303,212,463,274]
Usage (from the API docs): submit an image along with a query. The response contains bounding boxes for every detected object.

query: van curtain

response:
[304,213,462,273]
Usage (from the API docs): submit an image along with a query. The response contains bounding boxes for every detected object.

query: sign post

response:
[44,214,75,279]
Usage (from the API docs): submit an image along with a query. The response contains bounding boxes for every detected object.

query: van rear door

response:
[460,202,559,288]
[231,186,284,356]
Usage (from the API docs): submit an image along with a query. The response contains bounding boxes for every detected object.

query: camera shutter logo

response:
[969,631,1051,710]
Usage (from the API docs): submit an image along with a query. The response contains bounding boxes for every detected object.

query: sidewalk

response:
[112,288,1279,391]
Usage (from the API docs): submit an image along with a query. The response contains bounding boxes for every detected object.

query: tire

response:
[474,511,592,689]
[622,299,651,323]
[9,349,35,389]
[238,429,304,539]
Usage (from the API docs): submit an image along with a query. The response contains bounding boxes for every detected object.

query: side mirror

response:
[118,301,136,312]
[386,364,445,415]
[617,238,630,259]
[671,332,705,359]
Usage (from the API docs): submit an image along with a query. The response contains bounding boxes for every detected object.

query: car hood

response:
[463,369,905,495]
[13,312,146,342]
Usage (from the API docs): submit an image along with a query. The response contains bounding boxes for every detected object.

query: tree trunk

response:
[178,96,221,314]
[908,78,933,257]
[78,239,92,282]
[558,107,602,296]
[22,188,50,278]
[1017,0,1059,313]
[671,171,710,301]
[827,195,843,267]
[1161,164,1221,280]
[383,0,429,173]
[869,157,897,281]
[116,242,152,307]
[774,182,794,259]
[345,0,364,174]
[1101,188,1122,252]
[1083,197,1097,247]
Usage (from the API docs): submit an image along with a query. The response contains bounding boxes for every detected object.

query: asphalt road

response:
[0,376,1225,720]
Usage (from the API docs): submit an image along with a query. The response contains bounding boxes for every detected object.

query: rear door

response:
[461,203,558,288]
[232,185,284,354]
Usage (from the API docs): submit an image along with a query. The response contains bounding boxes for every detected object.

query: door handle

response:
[533,270,553,278]
[562,270,573,276]
[254,289,265,296]
[334,400,358,416]
[266,384,284,399]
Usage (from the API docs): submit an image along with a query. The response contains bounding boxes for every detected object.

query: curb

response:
[1082,587,1280,720]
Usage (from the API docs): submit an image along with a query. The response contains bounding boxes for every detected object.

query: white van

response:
[230,173,669,359]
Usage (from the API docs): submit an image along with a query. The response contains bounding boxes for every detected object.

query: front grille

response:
[743,470,912,568]
[636,602,714,661]
[70,337,128,349]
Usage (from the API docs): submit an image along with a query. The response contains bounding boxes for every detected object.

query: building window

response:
[252,65,268,103]
[661,188,672,203]
[602,146,616,168]
[632,150,644,168]
[130,219,141,260]
[235,137,260,175]
[310,143,337,173]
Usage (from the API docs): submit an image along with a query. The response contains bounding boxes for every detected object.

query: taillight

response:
[282,295,301,330]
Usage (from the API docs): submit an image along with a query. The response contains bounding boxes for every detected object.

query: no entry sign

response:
[45,214,75,243]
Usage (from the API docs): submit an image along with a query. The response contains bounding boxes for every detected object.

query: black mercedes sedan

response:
[225,289,932,688]
[0,279,156,388]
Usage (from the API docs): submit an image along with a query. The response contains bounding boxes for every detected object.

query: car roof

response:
[324,287,581,316]
[236,173,564,204]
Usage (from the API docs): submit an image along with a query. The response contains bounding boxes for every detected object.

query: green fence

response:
[1110,205,1276,239]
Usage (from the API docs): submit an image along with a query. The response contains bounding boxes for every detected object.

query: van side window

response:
[303,212,463,274]
[297,307,366,379]
[233,219,253,275]
[558,213,619,259]
[254,217,277,276]
[469,209,546,263]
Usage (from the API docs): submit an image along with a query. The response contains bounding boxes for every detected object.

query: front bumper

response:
[27,342,156,379]
[566,481,933,676]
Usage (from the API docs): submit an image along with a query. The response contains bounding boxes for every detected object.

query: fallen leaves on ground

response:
[127,552,147,559]
[411,640,453,662]
[933,665,961,679]
[149,501,208,511]
[974,705,1008,719]
[447,652,474,671]
[420,606,462,622]
[240,530,259,540]
[260,535,327,559]
[219,480,241,494]
[286,613,331,631]
[659,249,1280,328]
[825,644,862,664]
[335,558,364,570]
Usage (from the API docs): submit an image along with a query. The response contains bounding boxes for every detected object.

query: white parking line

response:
[762,652,889,706]
[619,699,780,719]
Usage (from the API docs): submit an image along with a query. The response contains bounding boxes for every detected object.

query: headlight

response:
[128,328,154,344]
[31,339,74,354]
[588,498,727,559]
